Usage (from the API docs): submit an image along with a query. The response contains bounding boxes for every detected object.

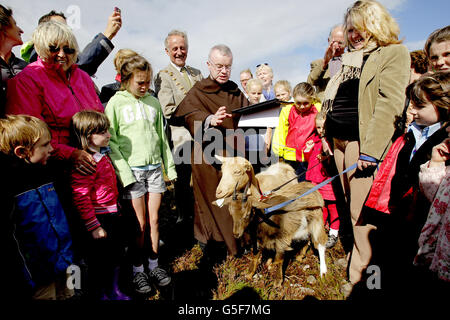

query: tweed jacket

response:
[154,63,203,150]
[307,58,330,102]
[356,44,410,161]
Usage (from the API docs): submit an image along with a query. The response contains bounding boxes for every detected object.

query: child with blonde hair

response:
[272,80,296,161]
[105,54,177,295]
[246,78,264,105]
[69,110,130,300]
[274,80,292,102]
[303,112,340,248]
[0,115,73,300]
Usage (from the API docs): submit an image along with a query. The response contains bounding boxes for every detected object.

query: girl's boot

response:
[107,267,131,300]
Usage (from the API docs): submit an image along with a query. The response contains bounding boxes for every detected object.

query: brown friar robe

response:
[174,76,249,255]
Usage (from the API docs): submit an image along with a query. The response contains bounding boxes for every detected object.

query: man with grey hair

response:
[307,25,345,101]
[154,30,202,228]
[174,44,248,257]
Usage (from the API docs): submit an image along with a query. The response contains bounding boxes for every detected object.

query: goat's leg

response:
[310,210,328,277]
[295,240,310,263]
[273,251,285,287]
[247,251,262,280]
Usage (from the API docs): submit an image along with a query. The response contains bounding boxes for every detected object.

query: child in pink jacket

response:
[70,110,130,300]
[303,112,339,248]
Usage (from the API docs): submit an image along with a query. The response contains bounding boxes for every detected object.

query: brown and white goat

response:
[215,155,328,286]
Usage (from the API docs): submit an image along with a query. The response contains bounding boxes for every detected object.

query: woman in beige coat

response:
[322,0,410,286]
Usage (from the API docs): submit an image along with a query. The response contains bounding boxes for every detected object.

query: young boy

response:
[0,115,74,300]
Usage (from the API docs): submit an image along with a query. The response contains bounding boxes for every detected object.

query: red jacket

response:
[70,152,119,231]
[365,134,406,214]
[286,105,318,161]
[303,133,336,201]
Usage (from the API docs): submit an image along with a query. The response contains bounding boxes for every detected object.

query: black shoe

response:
[133,272,152,294]
[325,235,338,249]
[148,267,171,287]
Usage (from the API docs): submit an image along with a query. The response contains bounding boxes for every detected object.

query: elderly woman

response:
[5,21,103,174]
[0,4,27,116]
[322,0,410,286]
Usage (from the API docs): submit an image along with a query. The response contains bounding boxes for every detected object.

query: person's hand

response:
[323,41,339,68]
[357,154,378,171]
[429,138,450,167]
[304,140,314,153]
[103,9,122,40]
[210,106,232,126]
[92,227,107,239]
[71,149,96,175]
[321,137,333,156]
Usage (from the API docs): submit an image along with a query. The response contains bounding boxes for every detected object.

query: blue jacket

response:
[1,154,73,291]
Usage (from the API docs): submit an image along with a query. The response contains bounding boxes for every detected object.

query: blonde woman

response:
[5,21,103,175]
[322,0,410,286]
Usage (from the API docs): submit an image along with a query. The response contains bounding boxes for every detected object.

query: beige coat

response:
[154,63,203,150]
[357,44,410,161]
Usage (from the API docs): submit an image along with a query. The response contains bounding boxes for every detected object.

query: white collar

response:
[88,147,104,163]
[170,61,186,73]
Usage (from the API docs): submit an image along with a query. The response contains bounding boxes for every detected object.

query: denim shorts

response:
[122,166,166,199]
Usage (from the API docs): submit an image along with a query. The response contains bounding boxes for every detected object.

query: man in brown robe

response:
[174,44,248,256]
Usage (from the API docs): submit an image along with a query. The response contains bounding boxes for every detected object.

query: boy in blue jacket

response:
[0,115,73,300]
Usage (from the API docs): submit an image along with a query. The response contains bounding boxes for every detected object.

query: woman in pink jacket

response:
[5,21,103,174]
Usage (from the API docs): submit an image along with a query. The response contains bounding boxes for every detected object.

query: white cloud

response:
[2,0,424,93]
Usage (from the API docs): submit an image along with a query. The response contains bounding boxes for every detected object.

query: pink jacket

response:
[70,152,119,232]
[303,133,336,201]
[5,58,103,161]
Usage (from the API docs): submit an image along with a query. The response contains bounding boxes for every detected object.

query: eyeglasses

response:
[256,63,268,68]
[208,60,232,72]
[49,45,76,54]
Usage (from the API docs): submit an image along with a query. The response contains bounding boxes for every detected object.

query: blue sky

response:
[5,0,450,91]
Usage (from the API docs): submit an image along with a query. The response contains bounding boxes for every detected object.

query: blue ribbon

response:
[263,163,358,215]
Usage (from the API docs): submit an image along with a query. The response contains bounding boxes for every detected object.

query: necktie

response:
[181,67,192,89]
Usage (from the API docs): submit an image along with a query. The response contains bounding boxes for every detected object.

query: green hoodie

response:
[105,90,177,188]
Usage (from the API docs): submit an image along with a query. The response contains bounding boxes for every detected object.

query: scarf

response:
[322,41,379,115]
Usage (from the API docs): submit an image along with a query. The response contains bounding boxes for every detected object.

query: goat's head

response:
[220,189,254,238]
[215,155,254,199]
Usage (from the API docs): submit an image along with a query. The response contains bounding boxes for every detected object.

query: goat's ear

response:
[212,197,232,207]
[215,154,229,165]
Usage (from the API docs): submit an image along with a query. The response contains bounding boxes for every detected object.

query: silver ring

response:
[79,164,84,169]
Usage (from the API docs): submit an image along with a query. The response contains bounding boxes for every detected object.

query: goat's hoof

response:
[265,258,273,267]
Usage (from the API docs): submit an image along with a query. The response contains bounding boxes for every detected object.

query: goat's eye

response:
[233,170,241,175]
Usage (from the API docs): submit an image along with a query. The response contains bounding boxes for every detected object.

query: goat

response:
[215,155,328,287]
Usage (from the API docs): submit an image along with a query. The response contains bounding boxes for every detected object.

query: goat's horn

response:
[242,182,249,203]
[232,182,238,201]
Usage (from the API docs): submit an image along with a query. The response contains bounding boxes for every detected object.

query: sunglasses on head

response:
[49,45,76,54]
[256,63,268,68]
